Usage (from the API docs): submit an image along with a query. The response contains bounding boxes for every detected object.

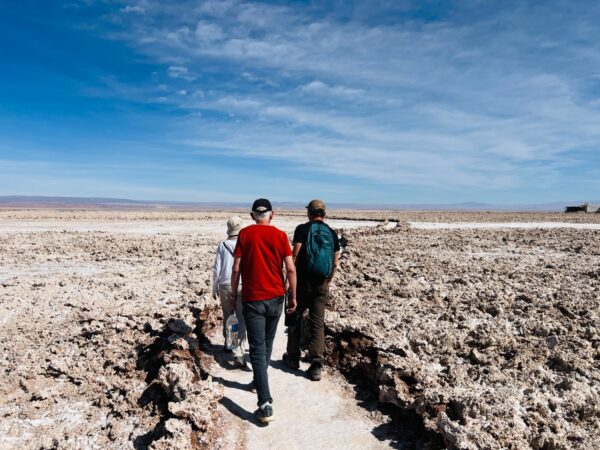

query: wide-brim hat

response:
[227,216,242,236]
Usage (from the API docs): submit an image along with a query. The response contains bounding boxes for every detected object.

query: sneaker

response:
[308,363,322,381]
[254,403,274,424]
[282,352,300,369]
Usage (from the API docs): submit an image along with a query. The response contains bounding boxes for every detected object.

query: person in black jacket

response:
[283,199,340,381]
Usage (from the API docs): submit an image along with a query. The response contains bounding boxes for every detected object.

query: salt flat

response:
[0,214,379,236]
[411,221,600,230]
[0,210,389,449]
[1,210,598,449]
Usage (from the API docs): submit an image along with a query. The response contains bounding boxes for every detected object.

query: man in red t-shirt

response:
[231,198,297,424]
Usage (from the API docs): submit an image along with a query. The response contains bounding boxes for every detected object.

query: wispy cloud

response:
[300,81,364,99]
[3,1,600,202]
[100,0,600,195]
[120,5,145,14]
[167,65,196,81]
[195,21,224,42]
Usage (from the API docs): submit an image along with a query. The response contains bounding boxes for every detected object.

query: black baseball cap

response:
[252,198,272,213]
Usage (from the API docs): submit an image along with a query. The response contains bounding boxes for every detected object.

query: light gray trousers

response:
[218,284,247,359]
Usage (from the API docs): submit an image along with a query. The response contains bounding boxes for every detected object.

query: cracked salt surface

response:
[0,218,382,236]
[0,311,13,327]
[0,402,92,447]
[0,263,104,282]
[410,221,600,230]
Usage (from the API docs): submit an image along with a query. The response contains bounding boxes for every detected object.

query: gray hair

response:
[252,210,271,221]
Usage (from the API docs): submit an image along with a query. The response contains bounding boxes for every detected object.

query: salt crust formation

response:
[0,227,224,449]
[327,222,600,449]
[2,210,599,449]
[325,211,600,224]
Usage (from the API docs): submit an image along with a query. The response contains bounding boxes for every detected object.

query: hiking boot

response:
[308,363,322,381]
[282,352,300,369]
[254,403,274,424]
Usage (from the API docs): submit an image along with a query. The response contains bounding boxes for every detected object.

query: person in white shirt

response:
[212,216,247,367]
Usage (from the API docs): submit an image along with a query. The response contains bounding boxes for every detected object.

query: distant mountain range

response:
[0,195,597,212]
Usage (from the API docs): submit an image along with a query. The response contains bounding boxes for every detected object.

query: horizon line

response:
[0,195,597,212]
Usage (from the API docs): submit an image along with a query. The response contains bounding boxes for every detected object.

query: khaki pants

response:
[218,284,247,359]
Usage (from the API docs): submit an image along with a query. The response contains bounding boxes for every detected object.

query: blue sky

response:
[1,0,599,204]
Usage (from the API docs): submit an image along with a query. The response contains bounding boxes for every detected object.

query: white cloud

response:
[87,1,600,196]
[236,3,288,28]
[165,27,191,45]
[301,80,364,99]
[167,65,196,81]
[198,0,238,17]
[195,21,224,42]
[121,5,145,14]
[214,96,262,110]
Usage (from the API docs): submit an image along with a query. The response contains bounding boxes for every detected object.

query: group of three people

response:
[211,198,340,423]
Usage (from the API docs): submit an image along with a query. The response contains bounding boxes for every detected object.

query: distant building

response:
[565,203,600,213]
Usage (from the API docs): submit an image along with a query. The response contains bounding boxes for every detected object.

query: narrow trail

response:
[206,318,393,449]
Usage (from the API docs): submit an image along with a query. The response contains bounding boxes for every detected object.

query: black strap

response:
[222,241,235,256]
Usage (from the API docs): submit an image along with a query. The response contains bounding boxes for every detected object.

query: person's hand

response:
[286,296,297,314]
[231,293,237,311]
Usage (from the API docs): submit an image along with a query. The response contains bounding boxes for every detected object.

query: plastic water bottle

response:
[225,313,239,350]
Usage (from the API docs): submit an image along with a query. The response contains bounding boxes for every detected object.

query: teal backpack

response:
[306,222,334,278]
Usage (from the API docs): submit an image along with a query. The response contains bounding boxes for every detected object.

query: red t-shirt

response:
[234,224,292,302]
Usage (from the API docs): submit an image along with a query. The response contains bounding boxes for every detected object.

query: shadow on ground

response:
[203,336,273,428]
[270,359,309,379]
[219,396,267,428]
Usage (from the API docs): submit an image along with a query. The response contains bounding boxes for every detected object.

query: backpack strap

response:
[222,241,235,257]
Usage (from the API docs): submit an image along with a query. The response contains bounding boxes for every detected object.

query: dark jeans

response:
[243,296,284,406]
[286,277,329,365]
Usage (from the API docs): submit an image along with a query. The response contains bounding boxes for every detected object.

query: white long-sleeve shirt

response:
[212,238,238,295]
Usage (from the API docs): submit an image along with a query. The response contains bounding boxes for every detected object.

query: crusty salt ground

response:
[0,218,379,236]
[327,222,600,448]
[2,210,598,449]
[411,221,600,230]
[0,212,386,449]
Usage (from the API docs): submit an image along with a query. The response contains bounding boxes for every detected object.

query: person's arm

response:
[212,244,222,298]
[327,227,341,282]
[284,255,297,313]
[327,251,340,282]
[285,242,302,290]
[291,224,304,264]
[231,255,241,309]
[292,242,302,262]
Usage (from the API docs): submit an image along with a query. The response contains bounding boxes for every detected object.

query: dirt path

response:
[206,319,393,450]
